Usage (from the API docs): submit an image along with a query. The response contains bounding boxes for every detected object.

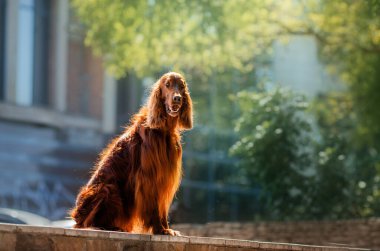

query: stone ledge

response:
[0,223,372,251]
[0,103,101,131]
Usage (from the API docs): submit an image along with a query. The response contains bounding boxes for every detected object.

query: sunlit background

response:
[0,0,379,240]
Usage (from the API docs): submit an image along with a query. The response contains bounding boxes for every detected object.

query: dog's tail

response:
[70,183,122,229]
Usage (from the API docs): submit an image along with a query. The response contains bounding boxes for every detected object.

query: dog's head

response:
[147,72,193,130]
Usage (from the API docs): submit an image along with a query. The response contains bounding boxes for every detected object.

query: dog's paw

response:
[162,228,181,236]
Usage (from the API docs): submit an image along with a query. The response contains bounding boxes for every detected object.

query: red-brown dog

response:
[70,72,192,235]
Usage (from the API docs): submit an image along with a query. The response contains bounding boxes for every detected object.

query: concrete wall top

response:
[0,223,372,251]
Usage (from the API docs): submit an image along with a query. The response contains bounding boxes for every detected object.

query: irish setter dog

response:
[70,72,192,236]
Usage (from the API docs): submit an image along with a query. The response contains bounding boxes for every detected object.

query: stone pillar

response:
[4,0,19,103]
[54,0,68,112]
[102,72,117,134]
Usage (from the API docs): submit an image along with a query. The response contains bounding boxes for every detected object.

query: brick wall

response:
[173,219,380,250]
[66,39,104,120]
[66,13,104,121]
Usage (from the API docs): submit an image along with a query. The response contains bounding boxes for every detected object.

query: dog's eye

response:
[165,82,170,88]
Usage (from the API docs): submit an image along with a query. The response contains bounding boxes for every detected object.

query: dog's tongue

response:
[171,105,180,112]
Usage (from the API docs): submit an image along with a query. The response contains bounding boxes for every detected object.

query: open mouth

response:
[166,105,180,117]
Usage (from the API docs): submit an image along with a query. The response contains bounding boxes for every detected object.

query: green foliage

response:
[230,88,314,220]
[71,0,275,77]
[72,0,380,137]
[255,0,380,144]
[282,0,380,145]
[311,93,380,219]
[231,88,380,220]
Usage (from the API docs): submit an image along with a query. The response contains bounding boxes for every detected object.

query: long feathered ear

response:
[179,83,193,130]
[147,82,166,128]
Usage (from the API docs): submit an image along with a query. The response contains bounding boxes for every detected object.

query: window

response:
[116,73,144,128]
[33,0,50,105]
[16,0,35,105]
[0,0,6,100]
[16,0,50,106]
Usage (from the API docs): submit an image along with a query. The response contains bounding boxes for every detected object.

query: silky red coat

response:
[70,72,193,236]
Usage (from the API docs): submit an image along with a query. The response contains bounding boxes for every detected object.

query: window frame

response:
[33,0,51,106]
[0,0,6,100]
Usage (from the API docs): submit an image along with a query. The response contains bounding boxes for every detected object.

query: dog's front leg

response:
[159,217,181,236]
[138,195,180,236]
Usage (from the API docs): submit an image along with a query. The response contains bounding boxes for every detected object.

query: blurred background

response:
[0,0,379,232]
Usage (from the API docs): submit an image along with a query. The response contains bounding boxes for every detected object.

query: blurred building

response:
[0,0,121,220]
[265,35,343,96]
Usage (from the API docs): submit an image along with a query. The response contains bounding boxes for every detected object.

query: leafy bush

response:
[230,88,314,220]
[311,93,380,219]
[231,88,380,220]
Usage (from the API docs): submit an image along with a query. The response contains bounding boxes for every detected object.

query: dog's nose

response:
[173,94,182,103]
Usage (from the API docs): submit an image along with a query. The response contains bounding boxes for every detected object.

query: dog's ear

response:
[179,82,193,130]
[147,81,166,129]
